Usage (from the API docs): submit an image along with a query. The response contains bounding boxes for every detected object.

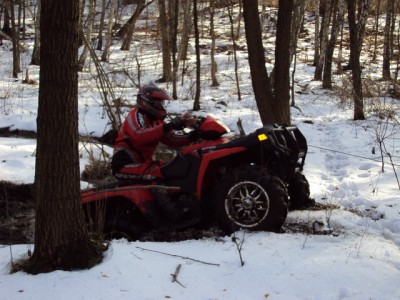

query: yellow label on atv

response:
[258,134,268,141]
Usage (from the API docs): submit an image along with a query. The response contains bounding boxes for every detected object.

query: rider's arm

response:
[122,108,164,145]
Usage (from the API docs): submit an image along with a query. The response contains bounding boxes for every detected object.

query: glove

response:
[163,116,184,133]
[180,112,196,127]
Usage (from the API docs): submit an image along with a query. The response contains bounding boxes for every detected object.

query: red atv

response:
[81,116,311,239]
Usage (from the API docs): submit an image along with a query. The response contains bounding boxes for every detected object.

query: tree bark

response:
[158,0,172,82]
[120,0,148,51]
[314,0,332,80]
[31,0,40,65]
[78,0,95,71]
[7,0,21,78]
[101,0,116,62]
[192,0,201,111]
[347,0,366,120]
[273,0,293,124]
[242,0,276,125]
[210,0,219,87]
[24,0,103,274]
[322,0,345,88]
[96,0,107,50]
[382,0,394,79]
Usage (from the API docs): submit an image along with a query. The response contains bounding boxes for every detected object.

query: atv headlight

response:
[258,133,268,141]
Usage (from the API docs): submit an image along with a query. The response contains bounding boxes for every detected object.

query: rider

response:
[112,83,196,181]
[111,84,196,221]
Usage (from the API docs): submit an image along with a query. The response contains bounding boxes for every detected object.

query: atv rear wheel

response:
[103,198,149,240]
[213,166,288,233]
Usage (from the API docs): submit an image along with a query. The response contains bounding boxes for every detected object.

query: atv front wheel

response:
[288,171,314,210]
[213,166,288,233]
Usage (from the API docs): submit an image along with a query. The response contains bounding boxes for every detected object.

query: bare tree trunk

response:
[193,0,201,111]
[242,0,276,125]
[290,0,308,62]
[314,0,332,80]
[24,0,103,274]
[274,0,293,124]
[322,0,345,88]
[97,0,107,50]
[210,0,219,87]
[158,0,172,82]
[78,0,95,71]
[313,0,320,66]
[7,0,21,78]
[31,0,40,65]
[382,0,394,80]
[227,1,241,101]
[178,0,191,61]
[372,0,381,61]
[171,0,179,99]
[101,0,116,62]
[347,0,367,120]
[120,0,148,51]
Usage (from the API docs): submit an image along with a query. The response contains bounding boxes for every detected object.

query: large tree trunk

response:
[382,0,394,79]
[322,0,345,88]
[313,0,320,66]
[242,0,276,125]
[31,0,40,65]
[158,0,172,82]
[274,0,293,124]
[178,0,191,61]
[101,0,116,62]
[210,0,219,87]
[7,0,21,78]
[290,0,308,62]
[314,0,332,80]
[120,0,147,51]
[78,0,95,71]
[347,0,366,120]
[24,0,103,274]
[192,0,201,110]
[96,0,107,50]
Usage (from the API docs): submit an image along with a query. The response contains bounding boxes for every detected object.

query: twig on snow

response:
[170,264,185,288]
[136,247,220,266]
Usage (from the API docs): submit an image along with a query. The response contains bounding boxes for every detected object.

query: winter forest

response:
[0,0,400,299]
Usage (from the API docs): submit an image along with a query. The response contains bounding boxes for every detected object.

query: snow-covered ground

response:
[1,3,400,299]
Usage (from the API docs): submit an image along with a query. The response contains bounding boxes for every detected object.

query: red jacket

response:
[113,106,192,167]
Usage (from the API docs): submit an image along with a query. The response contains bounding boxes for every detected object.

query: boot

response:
[152,188,186,222]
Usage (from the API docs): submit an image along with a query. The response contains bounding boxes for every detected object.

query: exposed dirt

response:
[0,181,35,244]
[0,181,340,245]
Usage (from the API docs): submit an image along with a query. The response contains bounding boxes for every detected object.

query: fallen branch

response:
[170,264,185,288]
[136,246,220,266]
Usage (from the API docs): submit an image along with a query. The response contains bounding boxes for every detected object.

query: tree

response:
[322,0,345,89]
[382,0,395,80]
[101,0,116,62]
[23,0,103,274]
[6,0,21,78]
[314,0,332,80]
[242,0,275,124]
[119,0,150,51]
[158,0,172,82]
[78,0,95,71]
[273,0,294,123]
[243,0,293,124]
[31,0,40,65]
[192,0,201,110]
[346,0,368,121]
[210,0,219,87]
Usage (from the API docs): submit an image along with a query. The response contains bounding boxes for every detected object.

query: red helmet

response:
[137,84,172,119]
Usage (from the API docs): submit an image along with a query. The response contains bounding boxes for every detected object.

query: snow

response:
[1,3,400,300]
